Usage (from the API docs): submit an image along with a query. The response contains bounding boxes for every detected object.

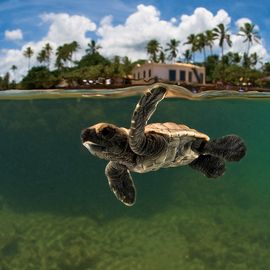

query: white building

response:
[132,62,205,85]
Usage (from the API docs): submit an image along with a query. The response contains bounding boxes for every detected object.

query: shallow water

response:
[1,84,270,269]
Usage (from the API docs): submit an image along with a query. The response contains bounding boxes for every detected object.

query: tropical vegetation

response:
[1,21,270,90]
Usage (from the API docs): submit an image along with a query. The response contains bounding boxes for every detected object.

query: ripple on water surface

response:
[1,83,270,100]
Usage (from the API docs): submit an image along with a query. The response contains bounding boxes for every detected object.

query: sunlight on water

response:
[0,83,270,269]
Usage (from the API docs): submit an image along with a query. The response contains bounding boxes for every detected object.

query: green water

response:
[1,87,270,269]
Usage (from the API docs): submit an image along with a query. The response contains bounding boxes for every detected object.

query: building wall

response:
[132,63,205,85]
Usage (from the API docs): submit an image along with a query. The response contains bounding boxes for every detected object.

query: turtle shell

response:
[145,122,210,141]
[132,122,210,173]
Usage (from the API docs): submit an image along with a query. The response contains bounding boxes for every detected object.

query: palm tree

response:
[159,50,166,63]
[11,65,17,80]
[213,23,232,57]
[196,33,207,62]
[184,34,198,62]
[232,52,242,64]
[165,39,180,62]
[11,65,17,73]
[242,52,251,68]
[37,49,47,65]
[205,30,215,55]
[23,46,34,71]
[55,44,72,69]
[55,46,64,70]
[111,55,122,75]
[146,39,161,63]
[56,42,80,68]
[122,56,133,77]
[69,41,80,62]
[86,40,102,55]
[182,49,192,63]
[44,43,53,68]
[238,22,261,55]
[249,52,262,67]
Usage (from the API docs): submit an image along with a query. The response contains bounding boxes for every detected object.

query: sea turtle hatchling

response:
[81,86,246,206]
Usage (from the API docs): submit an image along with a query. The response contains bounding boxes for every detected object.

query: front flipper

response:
[189,155,226,178]
[105,161,136,206]
[192,135,246,162]
[129,86,167,155]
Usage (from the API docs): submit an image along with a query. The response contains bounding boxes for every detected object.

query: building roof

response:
[134,61,204,70]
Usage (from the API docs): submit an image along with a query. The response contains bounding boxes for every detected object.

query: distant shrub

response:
[21,66,59,89]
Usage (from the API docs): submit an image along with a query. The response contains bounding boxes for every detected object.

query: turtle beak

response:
[81,128,106,153]
[81,128,99,143]
[81,128,91,143]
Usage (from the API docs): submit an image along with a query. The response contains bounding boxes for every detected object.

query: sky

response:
[0,0,269,80]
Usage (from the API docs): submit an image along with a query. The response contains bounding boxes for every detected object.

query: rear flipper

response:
[189,155,225,178]
[192,135,246,162]
[105,161,136,206]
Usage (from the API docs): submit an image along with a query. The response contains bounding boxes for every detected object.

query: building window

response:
[133,73,135,79]
[169,70,176,81]
[138,72,140,79]
[200,73,204,83]
[180,70,186,81]
[143,70,146,78]
[188,71,192,83]
[148,69,151,78]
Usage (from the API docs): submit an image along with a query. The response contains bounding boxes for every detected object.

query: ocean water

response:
[0,84,270,269]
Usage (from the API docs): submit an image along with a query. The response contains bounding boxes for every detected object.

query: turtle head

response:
[81,123,129,161]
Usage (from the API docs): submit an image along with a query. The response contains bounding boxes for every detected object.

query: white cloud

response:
[4,29,23,41]
[40,13,96,45]
[0,6,269,81]
[0,13,96,80]
[97,6,232,60]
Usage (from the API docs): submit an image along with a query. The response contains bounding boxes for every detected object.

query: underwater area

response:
[0,83,270,270]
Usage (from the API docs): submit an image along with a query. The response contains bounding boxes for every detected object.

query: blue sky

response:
[0,0,269,48]
[0,0,269,78]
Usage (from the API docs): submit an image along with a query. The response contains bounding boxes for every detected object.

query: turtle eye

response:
[101,127,116,139]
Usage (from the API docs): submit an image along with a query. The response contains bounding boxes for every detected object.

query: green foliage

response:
[77,52,110,68]
[262,62,270,75]
[21,66,59,89]
[23,46,34,71]
[165,39,180,61]
[86,40,102,54]
[213,23,232,56]
[146,39,161,62]
[196,33,207,61]
[63,65,106,83]
[238,22,261,54]
[55,41,80,69]
[37,49,47,65]
[212,64,262,85]
[182,50,192,63]
[205,55,219,82]
[184,34,198,61]
[122,56,133,76]
[0,72,11,90]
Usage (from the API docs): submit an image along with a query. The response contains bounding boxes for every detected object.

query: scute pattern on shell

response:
[145,122,210,141]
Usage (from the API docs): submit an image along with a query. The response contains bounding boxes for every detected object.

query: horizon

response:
[0,0,269,80]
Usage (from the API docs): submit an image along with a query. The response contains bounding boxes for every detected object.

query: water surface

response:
[0,84,270,269]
